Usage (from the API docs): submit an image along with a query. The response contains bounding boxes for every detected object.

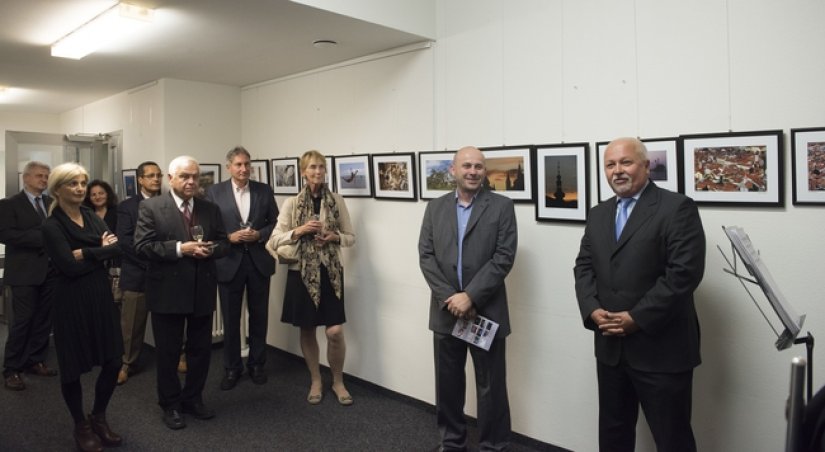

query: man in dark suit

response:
[574,137,706,452]
[115,161,163,385]
[205,146,278,390]
[0,161,58,390]
[418,146,517,451]
[134,156,229,430]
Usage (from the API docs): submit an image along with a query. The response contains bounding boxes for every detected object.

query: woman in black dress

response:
[267,150,356,405]
[42,163,124,452]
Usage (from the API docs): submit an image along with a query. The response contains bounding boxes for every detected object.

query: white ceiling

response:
[0,0,431,114]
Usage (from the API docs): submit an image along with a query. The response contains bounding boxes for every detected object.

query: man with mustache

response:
[419,146,517,451]
[574,137,706,452]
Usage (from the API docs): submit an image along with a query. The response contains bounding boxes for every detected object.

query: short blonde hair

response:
[300,150,326,173]
[47,162,88,214]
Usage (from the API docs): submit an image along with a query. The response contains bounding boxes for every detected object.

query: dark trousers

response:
[151,312,212,409]
[3,284,53,375]
[434,333,510,452]
[597,360,696,452]
[218,253,270,372]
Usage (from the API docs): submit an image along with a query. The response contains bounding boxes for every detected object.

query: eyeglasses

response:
[140,173,163,179]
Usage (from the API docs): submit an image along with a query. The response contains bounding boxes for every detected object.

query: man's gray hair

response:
[168,156,199,176]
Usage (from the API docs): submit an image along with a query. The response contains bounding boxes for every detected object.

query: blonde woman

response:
[41,163,123,452]
[267,150,355,405]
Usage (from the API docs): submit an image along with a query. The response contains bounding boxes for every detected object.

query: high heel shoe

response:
[332,386,353,406]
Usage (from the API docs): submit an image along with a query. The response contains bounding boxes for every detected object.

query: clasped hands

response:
[591,308,638,337]
[445,292,477,320]
[230,227,260,244]
[296,219,339,245]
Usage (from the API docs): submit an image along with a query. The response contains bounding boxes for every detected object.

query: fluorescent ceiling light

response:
[51,2,154,60]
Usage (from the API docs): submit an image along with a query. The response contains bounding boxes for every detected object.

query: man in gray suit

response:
[574,137,705,452]
[419,146,517,452]
[205,146,278,390]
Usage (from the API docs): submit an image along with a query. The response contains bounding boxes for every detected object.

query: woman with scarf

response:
[267,150,356,406]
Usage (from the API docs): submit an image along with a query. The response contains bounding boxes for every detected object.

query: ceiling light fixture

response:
[51,2,154,60]
[312,39,338,49]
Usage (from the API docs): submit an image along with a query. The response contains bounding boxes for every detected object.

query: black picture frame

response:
[418,150,456,200]
[334,154,372,197]
[371,152,417,201]
[479,145,533,202]
[596,137,681,204]
[271,157,300,195]
[790,127,825,205]
[532,143,590,223]
[121,169,137,199]
[249,159,270,186]
[198,163,221,192]
[680,130,784,207]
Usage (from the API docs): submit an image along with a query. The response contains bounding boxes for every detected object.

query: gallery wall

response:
[242,1,825,451]
[3,1,819,451]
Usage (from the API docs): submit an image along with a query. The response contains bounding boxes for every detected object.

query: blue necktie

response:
[615,198,631,241]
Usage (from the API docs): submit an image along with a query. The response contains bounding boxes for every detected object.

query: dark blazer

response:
[419,189,517,336]
[574,182,706,373]
[116,193,149,291]
[0,191,52,286]
[134,193,229,316]
[205,180,278,281]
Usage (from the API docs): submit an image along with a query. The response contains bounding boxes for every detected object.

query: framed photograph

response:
[121,169,137,199]
[271,157,300,195]
[334,154,372,197]
[681,130,784,207]
[325,156,335,191]
[480,145,533,202]
[419,151,456,200]
[249,159,270,186]
[198,163,221,194]
[371,152,417,201]
[533,143,590,222]
[791,127,825,205]
[596,137,681,204]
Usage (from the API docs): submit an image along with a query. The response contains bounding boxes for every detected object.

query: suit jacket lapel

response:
[464,189,490,238]
[163,192,188,240]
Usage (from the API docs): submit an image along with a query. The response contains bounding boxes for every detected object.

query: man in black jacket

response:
[0,161,57,390]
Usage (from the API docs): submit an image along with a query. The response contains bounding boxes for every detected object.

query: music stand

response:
[718,225,812,400]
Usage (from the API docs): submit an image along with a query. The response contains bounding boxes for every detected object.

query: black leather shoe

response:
[248,366,267,385]
[162,409,186,430]
[220,369,242,390]
[181,402,215,420]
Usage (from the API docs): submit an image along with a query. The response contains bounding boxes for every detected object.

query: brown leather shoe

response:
[26,362,58,377]
[88,413,123,447]
[4,373,25,391]
[117,368,129,385]
[74,420,103,452]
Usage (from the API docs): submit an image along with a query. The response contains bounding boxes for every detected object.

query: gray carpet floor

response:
[0,321,566,451]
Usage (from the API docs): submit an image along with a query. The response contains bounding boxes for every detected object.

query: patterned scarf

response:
[294,184,343,307]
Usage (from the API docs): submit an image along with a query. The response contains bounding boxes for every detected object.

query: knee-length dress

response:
[42,206,123,383]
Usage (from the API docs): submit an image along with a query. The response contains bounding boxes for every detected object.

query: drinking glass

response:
[190,225,204,242]
[240,220,252,230]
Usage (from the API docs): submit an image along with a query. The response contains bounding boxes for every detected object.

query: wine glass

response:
[240,220,252,230]
[190,225,204,242]
[310,214,323,239]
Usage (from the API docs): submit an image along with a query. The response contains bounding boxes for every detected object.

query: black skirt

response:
[281,266,346,327]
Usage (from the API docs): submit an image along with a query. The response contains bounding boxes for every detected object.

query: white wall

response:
[242,1,825,451]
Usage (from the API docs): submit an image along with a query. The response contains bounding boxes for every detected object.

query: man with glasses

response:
[115,161,162,384]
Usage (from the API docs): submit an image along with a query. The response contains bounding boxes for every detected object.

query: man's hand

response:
[181,241,214,259]
[229,228,260,244]
[592,309,638,336]
[445,292,475,319]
